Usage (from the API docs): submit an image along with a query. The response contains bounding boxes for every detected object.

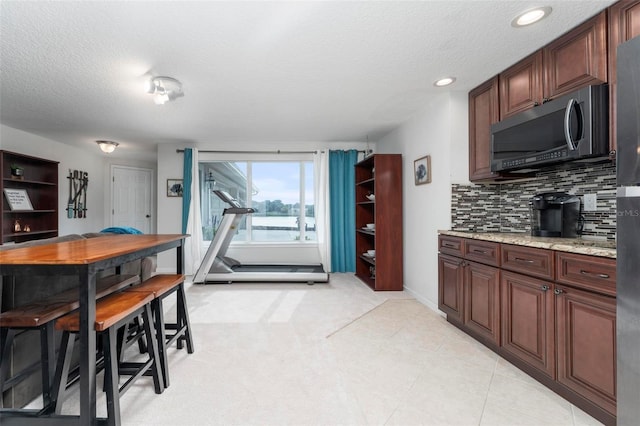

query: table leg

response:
[79,270,97,425]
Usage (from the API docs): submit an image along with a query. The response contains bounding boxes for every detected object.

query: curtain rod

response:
[176,149,368,155]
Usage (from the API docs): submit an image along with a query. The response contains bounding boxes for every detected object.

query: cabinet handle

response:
[443,243,456,248]
[534,101,540,107]
[472,249,487,254]
[580,270,610,279]
[542,98,550,104]
[514,257,534,264]
[541,285,549,291]
[554,288,563,295]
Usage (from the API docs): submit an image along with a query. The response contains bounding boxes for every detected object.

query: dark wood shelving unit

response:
[354,154,403,291]
[1,150,59,244]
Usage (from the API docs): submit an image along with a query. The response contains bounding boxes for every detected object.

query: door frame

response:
[109,165,155,233]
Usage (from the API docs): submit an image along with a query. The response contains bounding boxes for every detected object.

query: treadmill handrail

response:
[223,207,255,215]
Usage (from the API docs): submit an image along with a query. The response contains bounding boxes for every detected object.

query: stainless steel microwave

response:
[490,84,609,173]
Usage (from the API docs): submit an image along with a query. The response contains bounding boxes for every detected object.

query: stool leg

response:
[177,283,194,353]
[152,298,170,389]
[40,322,56,409]
[103,327,121,426]
[142,304,164,394]
[52,331,75,414]
[0,328,17,408]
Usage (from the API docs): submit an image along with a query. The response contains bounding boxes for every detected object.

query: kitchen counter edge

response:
[438,231,616,259]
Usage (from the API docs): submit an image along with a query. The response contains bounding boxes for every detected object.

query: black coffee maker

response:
[529,192,582,238]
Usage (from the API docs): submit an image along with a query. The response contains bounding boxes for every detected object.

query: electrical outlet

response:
[583,193,597,211]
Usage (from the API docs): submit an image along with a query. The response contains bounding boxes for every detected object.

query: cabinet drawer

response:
[464,240,500,267]
[556,252,616,296]
[501,244,554,280]
[439,235,463,256]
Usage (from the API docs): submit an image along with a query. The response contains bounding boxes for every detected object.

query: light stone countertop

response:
[439,230,616,259]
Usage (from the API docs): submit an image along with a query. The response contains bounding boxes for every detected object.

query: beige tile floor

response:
[54,273,604,425]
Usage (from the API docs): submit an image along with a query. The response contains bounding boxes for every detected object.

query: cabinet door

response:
[556,285,616,416]
[468,76,499,181]
[499,51,543,119]
[501,271,555,378]
[464,261,500,346]
[608,0,640,152]
[543,11,608,99]
[438,253,464,324]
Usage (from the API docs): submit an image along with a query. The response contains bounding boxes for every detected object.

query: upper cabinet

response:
[469,8,616,182]
[500,12,608,120]
[543,11,608,99]
[469,76,500,181]
[608,0,640,152]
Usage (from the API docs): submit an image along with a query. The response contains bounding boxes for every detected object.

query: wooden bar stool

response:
[0,274,139,410]
[126,274,193,388]
[53,290,163,425]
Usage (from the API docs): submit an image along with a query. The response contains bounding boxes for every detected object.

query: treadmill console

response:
[214,190,241,208]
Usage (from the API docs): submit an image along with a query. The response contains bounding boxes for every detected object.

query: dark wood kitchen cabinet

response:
[438,236,501,346]
[543,11,608,99]
[499,12,608,120]
[354,154,403,291]
[608,0,640,151]
[499,51,543,119]
[555,284,617,417]
[464,260,500,346]
[438,235,617,425]
[438,253,464,324]
[1,150,59,245]
[468,76,499,181]
[500,270,556,379]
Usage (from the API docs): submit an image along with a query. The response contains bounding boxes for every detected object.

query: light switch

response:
[583,194,597,211]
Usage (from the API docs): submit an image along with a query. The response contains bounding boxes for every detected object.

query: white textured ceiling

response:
[0,1,616,160]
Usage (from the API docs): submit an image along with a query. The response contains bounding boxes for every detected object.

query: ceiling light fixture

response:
[434,77,456,87]
[512,6,552,27]
[96,140,119,154]
[145,76,184,105]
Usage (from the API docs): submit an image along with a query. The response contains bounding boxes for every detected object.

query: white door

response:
[111,166,153,233]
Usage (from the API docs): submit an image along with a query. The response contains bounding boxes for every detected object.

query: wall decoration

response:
[66,169,88,218]
[414,155,431,185]
[3,188,34,211]
[167,179,184,197]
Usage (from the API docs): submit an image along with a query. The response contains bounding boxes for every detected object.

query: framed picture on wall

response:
[414,155,431,185]
[167,179,184,197]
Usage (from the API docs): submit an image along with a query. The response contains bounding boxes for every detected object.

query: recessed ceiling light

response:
[434,77,456,87]
[512,6,552,27]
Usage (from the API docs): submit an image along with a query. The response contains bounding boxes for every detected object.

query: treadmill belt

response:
[231,264,326,273]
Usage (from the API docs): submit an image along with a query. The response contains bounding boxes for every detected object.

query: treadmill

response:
[193,190,329,284]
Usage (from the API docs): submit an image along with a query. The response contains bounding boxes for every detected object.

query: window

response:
[199,160,315,243]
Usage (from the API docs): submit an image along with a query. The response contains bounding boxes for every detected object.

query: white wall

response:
[156,141,370,272]
[1,124,156,236]
[377,91,469,310]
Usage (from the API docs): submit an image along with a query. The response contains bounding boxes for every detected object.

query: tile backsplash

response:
[451,161,617,240]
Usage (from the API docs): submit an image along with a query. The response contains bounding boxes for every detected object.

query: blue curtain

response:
[182,148,193,234]
[329,149,358,272]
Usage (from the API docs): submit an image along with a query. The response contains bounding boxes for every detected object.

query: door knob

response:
[146,215,151,218]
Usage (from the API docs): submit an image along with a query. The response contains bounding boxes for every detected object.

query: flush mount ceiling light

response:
[96,140,119,154]
[434,77,456,87]
[145,76,184,105]
[512,6,552,27]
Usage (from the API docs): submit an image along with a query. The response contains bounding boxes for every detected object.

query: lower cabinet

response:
[555,284,617,415]
[438,235,616,425]
[500,271,556,378]
[464,261,500,346]
[438,253,464,324]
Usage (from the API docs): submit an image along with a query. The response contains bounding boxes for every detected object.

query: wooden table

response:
[0,234,186,426]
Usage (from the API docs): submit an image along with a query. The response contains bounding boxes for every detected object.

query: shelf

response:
[3,209,57,214]
[356,178,375,185]
[357,229,375,236]
[4,229,57,238]
[2,178,57,186]
[356,201,375,206]
[359,255,376,266]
